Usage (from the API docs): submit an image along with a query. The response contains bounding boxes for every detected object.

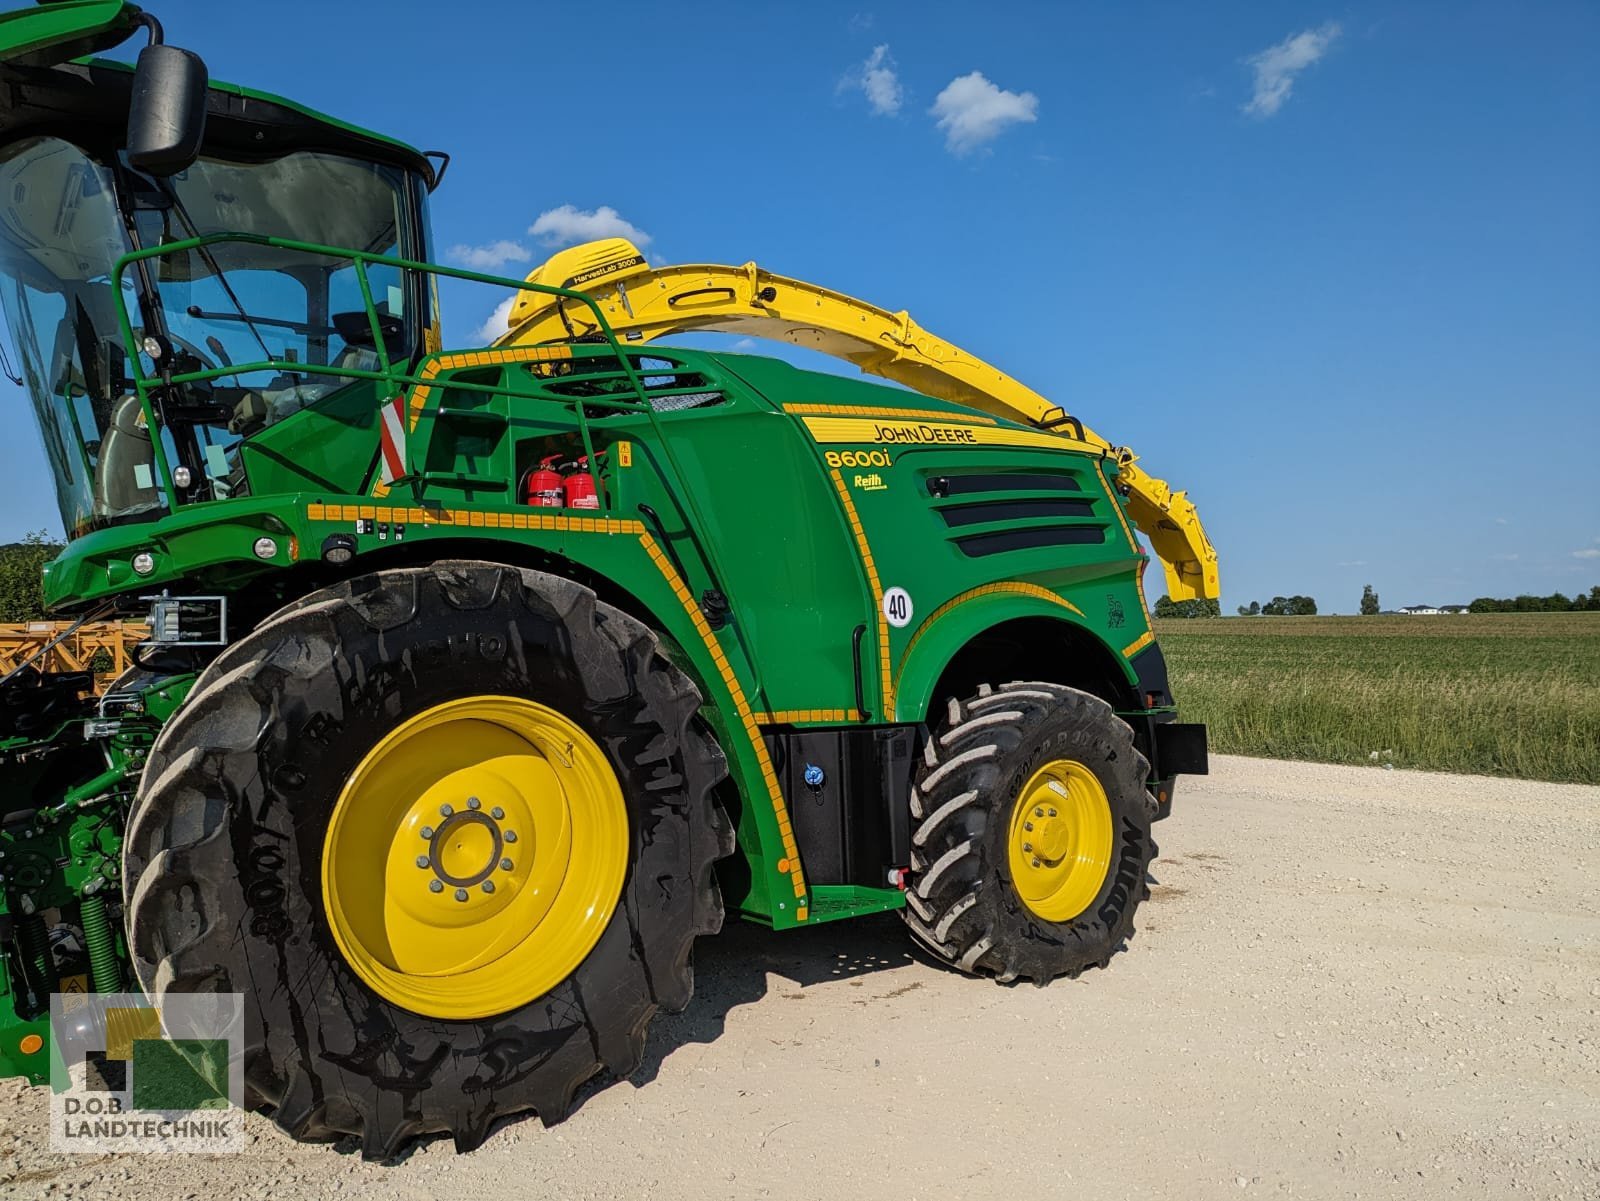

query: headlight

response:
[252,537,278,560]
[131,551,156,576]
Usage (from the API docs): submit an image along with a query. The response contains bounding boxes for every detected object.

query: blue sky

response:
[3,1,1596,611]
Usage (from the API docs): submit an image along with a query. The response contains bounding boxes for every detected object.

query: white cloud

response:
[1493,517,1509,525]
[473,296,516,345]
[528,205,652,250]
[729,338,757,351]
[841,44,903,116]
[1242,22,1341,118]
[1493,553,1521,562]
[1572,548,1600,560]
[930,71,1038,155]
[447,240,531,271]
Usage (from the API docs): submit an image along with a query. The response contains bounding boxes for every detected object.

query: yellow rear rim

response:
[322,695,628,1020]
[1006,758,1114,922]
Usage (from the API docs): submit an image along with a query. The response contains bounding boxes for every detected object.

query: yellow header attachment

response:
[502,240,1219,601]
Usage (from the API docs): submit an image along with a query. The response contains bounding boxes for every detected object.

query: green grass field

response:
[1154,612,1600,784]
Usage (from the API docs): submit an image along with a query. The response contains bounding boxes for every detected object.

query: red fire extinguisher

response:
[563,455,599,510]
[522,455,565,507]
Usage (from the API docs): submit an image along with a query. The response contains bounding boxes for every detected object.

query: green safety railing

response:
[110,233,663,504]
[108,233,745,641]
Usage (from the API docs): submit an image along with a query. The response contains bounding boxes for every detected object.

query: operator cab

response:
[0,36,437,537]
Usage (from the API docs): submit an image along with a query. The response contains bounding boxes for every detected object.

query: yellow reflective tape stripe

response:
[1122,629,1155,659]
[638,533,808,911]
[897,582,1086,685]
[783,403,997,427]
[827,467,892,717]
[753,709,863,725]
[801,416,1093,453]
[306,505,643,536]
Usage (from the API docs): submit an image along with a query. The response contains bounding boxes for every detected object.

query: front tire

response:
[123,563,731,1156]
[904,681,1156,983]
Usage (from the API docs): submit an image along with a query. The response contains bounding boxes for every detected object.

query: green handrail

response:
[108,232,747,651]
[110,232,659,503]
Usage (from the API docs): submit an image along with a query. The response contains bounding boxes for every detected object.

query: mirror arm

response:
[130,11,164,47]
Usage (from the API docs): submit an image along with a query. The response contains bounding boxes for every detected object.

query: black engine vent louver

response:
[927,470,1109,558]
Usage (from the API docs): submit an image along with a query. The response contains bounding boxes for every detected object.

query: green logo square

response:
[129,1038,230,1111]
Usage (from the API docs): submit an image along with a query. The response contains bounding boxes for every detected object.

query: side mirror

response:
[127,43,208,176]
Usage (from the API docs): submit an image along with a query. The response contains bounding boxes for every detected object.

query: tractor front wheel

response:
[904,681,1156,983]
[123,563,730,1156]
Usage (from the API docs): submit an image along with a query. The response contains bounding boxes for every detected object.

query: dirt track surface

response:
[2,754,1595,1200]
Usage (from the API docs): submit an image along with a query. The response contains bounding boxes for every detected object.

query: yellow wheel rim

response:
[1006,759,1114,923]
[322,695,628,1020]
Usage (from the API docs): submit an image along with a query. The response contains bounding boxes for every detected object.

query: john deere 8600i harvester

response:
[0,1,1214,1155]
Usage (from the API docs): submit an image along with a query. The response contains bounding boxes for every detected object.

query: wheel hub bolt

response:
[1031,857,1042,868]
[429,879,443,893]
[420,826,434,839]
[1034,807,1044,817]
[491,807,505,820]
[415,854,429,868]
[454,888,469,902]
[1022,842,1033,853]
[439,803,454,817]
[467,797,481,810]
[1024,821,1034,832]
[500,858,514,872]
[1048,808,1057,817]
[481,880,495,894]
[504,830,518,844]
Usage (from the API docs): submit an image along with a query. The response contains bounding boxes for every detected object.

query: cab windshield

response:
[0,136,420,535]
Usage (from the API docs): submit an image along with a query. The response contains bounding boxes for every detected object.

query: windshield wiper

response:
[184,306,337,339]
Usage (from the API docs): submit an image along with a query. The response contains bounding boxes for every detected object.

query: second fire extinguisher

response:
[563,455,599,510]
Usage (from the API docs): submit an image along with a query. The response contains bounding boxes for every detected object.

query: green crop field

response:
[1155,612,1600,784]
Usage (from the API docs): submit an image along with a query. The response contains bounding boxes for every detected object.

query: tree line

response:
[1467,587,1600,613]
[1153,593,1320,618]
[1235,595,1318,616]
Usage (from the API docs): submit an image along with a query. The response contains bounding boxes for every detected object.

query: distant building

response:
[1398,605,1442,615]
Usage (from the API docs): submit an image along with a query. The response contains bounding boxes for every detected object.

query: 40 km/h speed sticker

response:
[882,587,914,628]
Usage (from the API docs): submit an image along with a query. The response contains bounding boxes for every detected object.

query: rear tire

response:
[903,681,1156,983]
[122,562,731,1157]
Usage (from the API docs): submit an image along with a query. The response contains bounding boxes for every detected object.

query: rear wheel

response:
[123,563,731,1156]
[903,681,1156,983]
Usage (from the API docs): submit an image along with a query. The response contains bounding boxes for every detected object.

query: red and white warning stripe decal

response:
[378,396,407,484]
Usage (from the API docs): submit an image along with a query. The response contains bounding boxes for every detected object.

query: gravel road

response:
[2,754,1595,1200]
